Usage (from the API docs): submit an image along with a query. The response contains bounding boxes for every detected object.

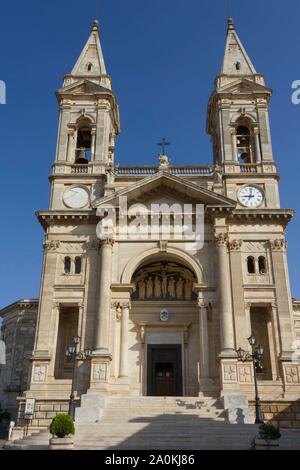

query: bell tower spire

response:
[54,19,120,172]
[207,18,275,171]
[63,19,111,90]
[221,18,259,84]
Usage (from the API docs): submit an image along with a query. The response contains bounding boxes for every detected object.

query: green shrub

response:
[49,414,75,438]
[259,423,281,441]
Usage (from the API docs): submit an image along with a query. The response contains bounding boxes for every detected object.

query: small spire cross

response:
[157,138,170,155]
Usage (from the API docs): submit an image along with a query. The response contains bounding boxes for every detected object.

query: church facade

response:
[1,19,300,428]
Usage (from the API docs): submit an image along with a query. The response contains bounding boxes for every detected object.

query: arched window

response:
[75,257,82,274]
[247,256,255,274]
[258,256,267,274]
[75,121,92,164]
[87,62,93,72]
[235,61,241,71]
[64,257,71,274]
[236,125,252,164]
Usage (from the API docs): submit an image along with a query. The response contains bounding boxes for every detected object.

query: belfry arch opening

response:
[75,119,92,164]
[236,123,252,163]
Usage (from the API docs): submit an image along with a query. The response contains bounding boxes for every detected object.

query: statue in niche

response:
[138,278,146,300]
[153,269,172,298]
[168,276,176,299]
[154,276,162,298]
[184,279,193,300]
[146,276,154,298]
[176,277,184,300]
[161,271,168,298]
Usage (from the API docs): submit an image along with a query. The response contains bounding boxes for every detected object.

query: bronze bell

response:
[75,148,89,165]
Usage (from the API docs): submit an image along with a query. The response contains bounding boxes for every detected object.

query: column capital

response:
[228,239,242,251]
[270,239,288,252]
[100,238,115,248]
[214,233,228,247]
[197,298,208,309]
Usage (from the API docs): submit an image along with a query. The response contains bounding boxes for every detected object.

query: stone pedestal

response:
[89,355,112,393]
[221,394,255,424]
[219,358,240,395]
[75,391,106,424]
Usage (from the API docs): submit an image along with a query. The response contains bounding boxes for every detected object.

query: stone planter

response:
[49,436,74,450]
[254,438,280,450]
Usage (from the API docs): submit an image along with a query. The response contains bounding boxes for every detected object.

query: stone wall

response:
[250,401,300,428]
[0,300,38,420]
[17,399,79,428]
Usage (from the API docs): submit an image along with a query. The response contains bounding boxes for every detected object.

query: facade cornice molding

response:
[0,299,39,316]
[229,209,294,227]
[36,210,97,230]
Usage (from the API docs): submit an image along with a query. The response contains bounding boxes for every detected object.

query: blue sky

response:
[0,0,299,307]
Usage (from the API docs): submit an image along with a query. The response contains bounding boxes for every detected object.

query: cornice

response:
[36,210,97,230]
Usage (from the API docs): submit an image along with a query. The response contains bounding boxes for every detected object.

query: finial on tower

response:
[227,18,235,31]
[92,19,99,32]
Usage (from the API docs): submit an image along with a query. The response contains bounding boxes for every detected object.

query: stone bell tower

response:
[207,19,275,169]
[206,18,280,210]
[51,19,120,210]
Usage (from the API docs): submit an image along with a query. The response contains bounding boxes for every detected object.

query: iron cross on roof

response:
[157,138,170,155]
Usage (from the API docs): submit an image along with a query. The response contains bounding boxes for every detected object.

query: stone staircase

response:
[5,397,300,450]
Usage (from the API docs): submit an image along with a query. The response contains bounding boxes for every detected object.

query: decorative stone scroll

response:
[131,261,197,301]
[283,364,300,385]
[223,363,238,383]
[238,364,253,384]
[92,363,107,382]
[33,364,47,383]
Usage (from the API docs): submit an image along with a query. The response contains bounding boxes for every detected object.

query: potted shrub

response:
[253,423,281,450]
[49,413,75,450]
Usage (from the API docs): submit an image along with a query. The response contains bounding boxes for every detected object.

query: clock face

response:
[63,186,90,209]
[238,186,264,208]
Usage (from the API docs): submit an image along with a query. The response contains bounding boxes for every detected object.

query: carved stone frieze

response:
[44,240,60,252]
[270,239,288,251]
[228,239,242,251]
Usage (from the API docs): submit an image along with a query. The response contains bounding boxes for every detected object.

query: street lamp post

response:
[236,335,264,425]
[65,336,93,420]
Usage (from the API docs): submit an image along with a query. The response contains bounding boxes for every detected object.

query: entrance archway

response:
[129,255,200,397]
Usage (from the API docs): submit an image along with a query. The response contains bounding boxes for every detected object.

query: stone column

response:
[230,128,238,162]
[66,129,75,162]
[119,302,130,378]
[253,127,262,163]
[270,239,294,359]
[90,128,96,161]
[94,239,114,354]
[215,233,235,355]
[198,300,210,379]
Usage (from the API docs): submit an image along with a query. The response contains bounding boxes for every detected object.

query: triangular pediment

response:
[93,172,236,209]
[219,78,272,95]
[57,79,112,96]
